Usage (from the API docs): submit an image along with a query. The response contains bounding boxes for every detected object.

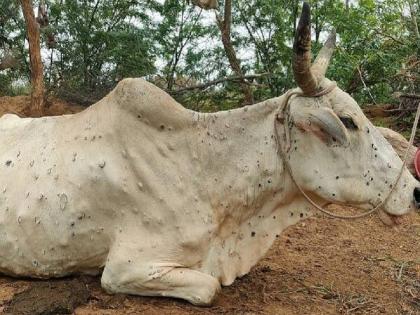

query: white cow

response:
[0,3,418,306]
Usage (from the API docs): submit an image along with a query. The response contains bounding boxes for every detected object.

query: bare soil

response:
[0,97,418,315]
[0,95,84,117]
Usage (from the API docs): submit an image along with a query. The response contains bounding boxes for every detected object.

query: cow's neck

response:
[191,96,315,284]
[193,95,304,226]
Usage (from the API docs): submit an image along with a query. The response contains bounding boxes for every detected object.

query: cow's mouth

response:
[378,209,403,226]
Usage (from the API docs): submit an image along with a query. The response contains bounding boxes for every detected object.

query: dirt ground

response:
[0,97,418,315]
[0,95,84,117]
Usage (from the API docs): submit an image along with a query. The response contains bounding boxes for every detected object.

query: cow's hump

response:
[110,78,193,130]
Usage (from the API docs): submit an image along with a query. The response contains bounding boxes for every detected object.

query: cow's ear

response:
[294,107,350,146]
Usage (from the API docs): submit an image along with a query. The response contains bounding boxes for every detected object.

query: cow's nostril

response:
[414,187,420,209]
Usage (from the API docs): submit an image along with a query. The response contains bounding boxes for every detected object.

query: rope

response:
[276,86,420,220]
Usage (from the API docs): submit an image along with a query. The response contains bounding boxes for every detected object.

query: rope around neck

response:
[276,86,420,219]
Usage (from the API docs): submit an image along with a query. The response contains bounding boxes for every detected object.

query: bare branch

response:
[397,93,420,100]
[169,73,271,94]
[357,66,377,105]
[373,29,405,45]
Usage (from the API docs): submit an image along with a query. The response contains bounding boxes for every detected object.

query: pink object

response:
[415,148,420,179]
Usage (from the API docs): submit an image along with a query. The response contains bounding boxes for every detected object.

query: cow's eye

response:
[339,116,358,130]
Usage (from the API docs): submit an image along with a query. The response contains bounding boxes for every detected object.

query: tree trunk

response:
[20,0,44,116]
[216,0,253,105]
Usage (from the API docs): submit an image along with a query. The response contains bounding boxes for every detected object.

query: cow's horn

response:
[312,29,336,79]
[293,2,318,95]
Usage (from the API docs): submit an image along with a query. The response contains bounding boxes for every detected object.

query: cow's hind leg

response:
[101,256,221,306]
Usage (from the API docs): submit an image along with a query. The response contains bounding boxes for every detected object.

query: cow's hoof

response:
[188,278,221,306]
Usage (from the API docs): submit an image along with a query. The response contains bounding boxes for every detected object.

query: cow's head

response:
[277,2,420,223]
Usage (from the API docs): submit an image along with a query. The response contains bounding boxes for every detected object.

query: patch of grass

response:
[314,285,377,314]
[296,283,380,314]
[392,261,420,314]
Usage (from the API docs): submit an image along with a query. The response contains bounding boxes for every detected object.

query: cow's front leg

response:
[101,248,221,306]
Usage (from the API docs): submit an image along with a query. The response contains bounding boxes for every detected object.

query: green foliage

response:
[0,0,30,93]
[46,0,155,101]
[0,0,418,111]
[152,0,216,90]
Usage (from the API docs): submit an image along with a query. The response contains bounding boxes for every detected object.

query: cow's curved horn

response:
[312,29,336,79]
[293,2,318,95]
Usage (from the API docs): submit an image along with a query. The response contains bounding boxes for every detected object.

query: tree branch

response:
[223,0,232,37]
[169,73,270,94]
[397,93,420,99]
[373,29,405,45]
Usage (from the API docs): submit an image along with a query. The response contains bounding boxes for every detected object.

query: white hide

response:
[377,127,417,176]
[0,78,417,305]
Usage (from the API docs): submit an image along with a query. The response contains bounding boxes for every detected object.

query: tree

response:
[234,0,298,98]
[0,0,416,113]
[156,0,206,91]
[46,0,155,103]
[216,0,254,105]
[20,0,45,116]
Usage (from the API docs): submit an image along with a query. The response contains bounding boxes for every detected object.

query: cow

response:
[0,2,418,306]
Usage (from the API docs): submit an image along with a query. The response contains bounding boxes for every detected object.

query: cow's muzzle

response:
[414,187,420,209]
